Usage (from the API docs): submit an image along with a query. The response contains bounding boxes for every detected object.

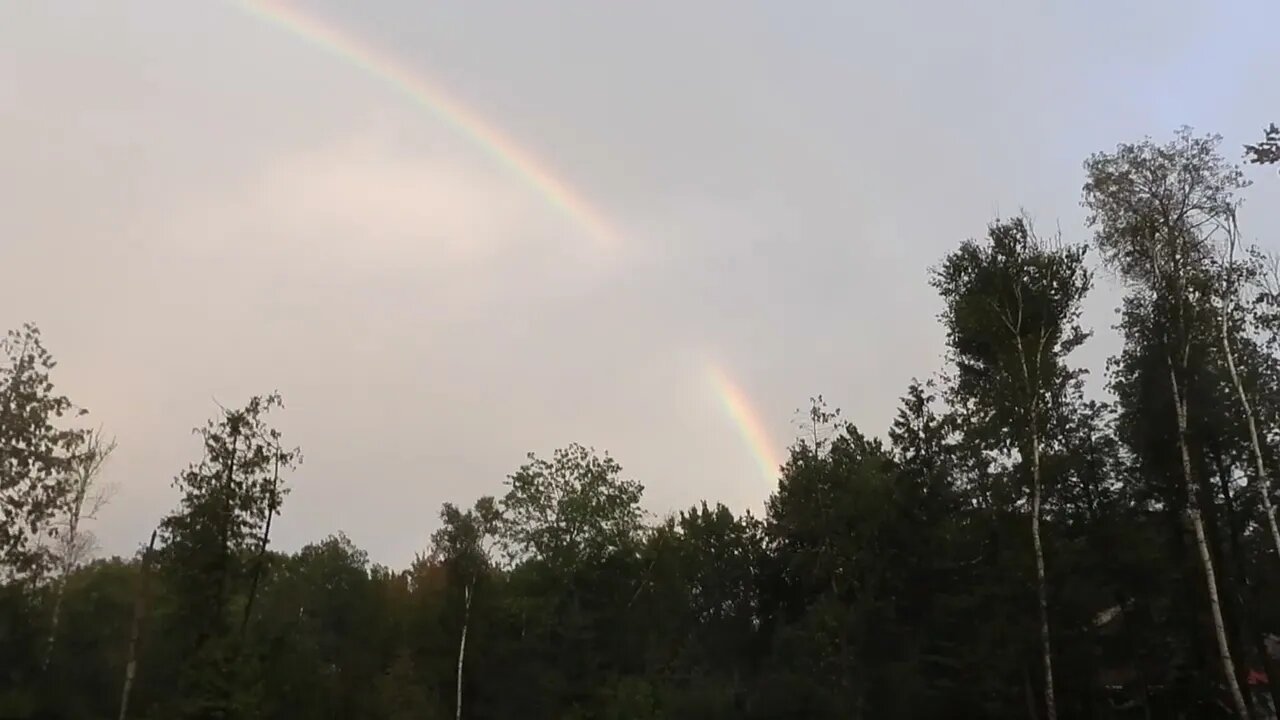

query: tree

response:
[43,427,116,669]
[794,395,842,454]
[246,534,395,720]
[157,393,299,719]
[760,422,889,716]
[118,531,157,720]
[759,411,978,718]
[644,502,762,717]
[931,216,1092,720]
[0,323,87,583]
[499,444,645,571]
[1083,127,1253,718]
[491,445,646,717]
[429,497,500,720]
[1212,226,1280,563]
[1245,124,1279,170]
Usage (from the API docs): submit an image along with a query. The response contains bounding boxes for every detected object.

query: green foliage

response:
[0,323,87,582]
[1246,123,1280,170]
[430,497,500,581]
[499,443,645,570]
[1083,128,1247,290]
[932,217,1092,453]
[155,393,300,719]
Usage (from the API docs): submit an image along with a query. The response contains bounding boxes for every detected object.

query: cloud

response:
[224,132,557,270]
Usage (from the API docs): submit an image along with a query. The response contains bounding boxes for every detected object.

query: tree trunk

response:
[239,452,281,641]
[1170,362,1252,719]
[42,576,67,670]
[118,529,157,720]
[1030,425,1057,720]
[215,433,238,615]
[1220,313,1280,562]
[42,554,73,670]
[43,455,89,669]
[456,582,472,720]
[1217,454,1259,718]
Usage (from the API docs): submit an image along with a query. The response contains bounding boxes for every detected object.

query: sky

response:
[2,0,1278,568]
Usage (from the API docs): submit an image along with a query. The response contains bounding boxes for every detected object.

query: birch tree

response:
[430,497,500,720]
[932,216,1092,720]
[117,529,157,720]
[1212,223,1280,563]
[1083,128,1253,719]
[43,427,117,668]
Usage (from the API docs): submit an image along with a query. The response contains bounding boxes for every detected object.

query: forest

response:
[1,127,1279,720]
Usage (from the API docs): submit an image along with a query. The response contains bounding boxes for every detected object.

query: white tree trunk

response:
[1012,319,1056,720]
[1170,362,1251,719]
[456,582,472,720]
[44,489,84,668]
[45,433,109,669]
[1220,312,1280,561]
[43,572,68,669]
[1030,426,1056,720]
[118,530,156,720]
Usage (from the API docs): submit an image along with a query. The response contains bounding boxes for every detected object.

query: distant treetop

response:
[1245,123,1280,170]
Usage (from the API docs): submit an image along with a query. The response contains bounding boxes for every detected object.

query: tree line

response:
[1,127,1278,719]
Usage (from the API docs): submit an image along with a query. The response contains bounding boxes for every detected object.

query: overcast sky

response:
[2,1,1278,567]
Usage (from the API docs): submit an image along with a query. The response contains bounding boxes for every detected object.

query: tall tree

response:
[158,393,299,719]
[43,427,116,669]
[1213,225,1280,563]
[1083,127,1253,718]
[761,422,890,716]
[430,497,500,720]
[758,409,980,718]
[932,216,1092,720]
[0,323,87,583]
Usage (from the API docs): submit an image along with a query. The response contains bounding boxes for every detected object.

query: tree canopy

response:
[1246,124,1280,170]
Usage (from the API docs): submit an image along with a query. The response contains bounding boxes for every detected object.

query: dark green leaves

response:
[499,443,644,570]
[1245,123,1279,170]
[0,323,87,582]
[931,217,1092,458]
[1083,128,1246,289]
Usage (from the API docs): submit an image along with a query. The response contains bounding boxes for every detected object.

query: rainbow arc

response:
[706,363,783,484]
[238,0,623,252]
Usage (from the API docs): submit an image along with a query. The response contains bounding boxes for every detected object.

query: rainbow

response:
[707,363,782,484]
[236,0,623,251]
[239,2,780,483]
